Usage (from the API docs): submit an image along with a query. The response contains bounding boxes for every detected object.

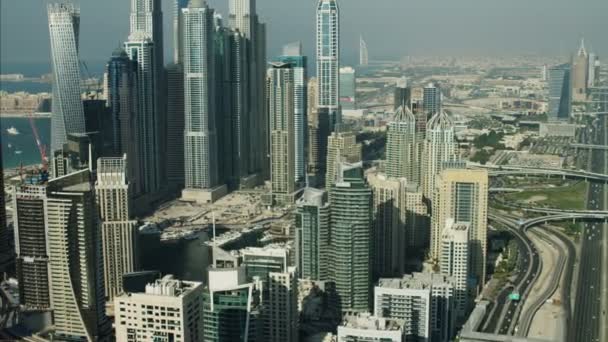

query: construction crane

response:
[28,112,48,170]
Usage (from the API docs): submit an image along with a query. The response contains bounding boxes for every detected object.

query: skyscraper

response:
[440,219,470,320]
[295,188,330,280]
[229,0,269,184]
[105,48,142,196]
[46,169,110,340]
[339,67,356,110]
[181,1,225,203]
[96,156,138,302]
[173,0,189,63]
[48,3,86,154]
[0,147,11,270]
[13,183,51,311]
[115,276,204,341]
[588,52,600,88]
[422,111,457,199]
[307,77,329,185]
[548,64,572,121]
[329,163,372,312]
[268,62,297,204]
[571,39,589,102]
[166,63,186,193]
[127,0,165,197]
[268,267,299,342]
[316,0,341,129]
[432,169,488,290]
[393,78,411,111]
[385,105,417,182]
[367,173,408,278]
[325,131,362,189]
[423,82,442,117]
[359,35,369,66]
[276,42,308,185]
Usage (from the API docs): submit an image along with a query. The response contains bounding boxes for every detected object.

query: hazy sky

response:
[1,0,606,70]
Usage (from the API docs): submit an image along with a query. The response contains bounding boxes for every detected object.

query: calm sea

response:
[1,117,51,169]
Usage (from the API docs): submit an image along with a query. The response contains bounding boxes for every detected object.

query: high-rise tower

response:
[548,64,572,121]
[0,147,11,270]
[440,219,470,319]
[432,169,488,290]
[571,39,589,102]
[325,131,362,189]
[268,62,297,205]
[422,111,457,199]
[295,188,330,280]
[359,35,369,66]
[386,105,417,182]
[423,82,442,117]
[96,156,138,302]
[181,1,224,203]
[316,0,341,129]
[329,163,372,312]
[48,3,86,153]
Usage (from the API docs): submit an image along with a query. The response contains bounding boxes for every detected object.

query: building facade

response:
[325,131,362,189]
[386,105,417,182]
[432,169,488,290]
[316,0,341,129]
[571,39,589,102]
[422,111,457,199]
[96,156,138,301]
[267,267,299,342]
[166,63,186,193]
[440,219,470,319]
[115,276,204,342]
[329,163,372,312]
[295,188,330,280]
[548,64,572,121]
[337,313,404,342]
[423,82,441,117]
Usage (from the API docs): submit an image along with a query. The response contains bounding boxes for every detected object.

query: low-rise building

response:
[337,312,404,342]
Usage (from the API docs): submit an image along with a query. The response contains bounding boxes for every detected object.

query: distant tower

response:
[571,39,589,102]
[440,219,470,319]
[359,35,369,66]
[316,0,341,129]
[173,0,189,63]
[548,64,572,121]
[48,3,86,153]
[329,163,372,312]
[386,105,417,182]
[588,52,600,88]
[423,82,442,117]
[268,62,297,205]
[432,169,489,291]
[96,156,138,302]
[295,188,330,280]
[422,111,457,199]
[394,77,411,111]
[276,42,308,185]
[181,1,221,202]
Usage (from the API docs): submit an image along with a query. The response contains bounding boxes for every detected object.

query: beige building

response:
[96,156,137,302]
[386,105,417,182]
[325,131,362,189]
[571,39,589,102]
[307,77,321,176]
[422,111,457,199]
[440,219,470,320]
[114,276,204,342]
[431,169,488,289]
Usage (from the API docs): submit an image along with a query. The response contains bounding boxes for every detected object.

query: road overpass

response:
[470,163,608,183]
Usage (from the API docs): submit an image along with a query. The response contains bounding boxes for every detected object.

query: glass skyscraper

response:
[48,3,86,154]
[548,64,572,121]
[316,0,340,129]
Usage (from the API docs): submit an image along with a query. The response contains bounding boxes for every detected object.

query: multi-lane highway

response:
[481,213,541,335]
[571,114,608,342]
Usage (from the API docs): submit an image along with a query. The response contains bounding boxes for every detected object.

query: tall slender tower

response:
[276,42,308,185]
[96,156,138,302]
[432,169,488,290]
[48,3,86,154]
[440,219,470,320]
[571,39,589,102]
[548,64,572,121]
[295,188,330,281]
[0,147,11,269]
[105,49,142,197]
[316,0,340,129]
[329,163,372,312]
[173,0,189,63]
[166,63,185,193]
[181,1,221,202]
[127,0,164,196]
[268,62,297,205]
[359,35,369,66]
[423,82,442,117]
[386,105,417,182]
[422,111,457,199]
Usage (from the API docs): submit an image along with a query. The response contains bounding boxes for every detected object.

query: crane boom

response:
[28,112,48,169]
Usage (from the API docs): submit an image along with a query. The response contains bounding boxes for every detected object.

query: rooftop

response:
[342,312,403,332]
[143,275,202,297]
[377,272,454,290]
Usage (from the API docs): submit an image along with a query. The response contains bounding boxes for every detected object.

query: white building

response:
[440,219,470,319]
[422,111,457,199]
[316,0,340,127]
[375,273,456,342]
[115,275,204,342]
[96,156,138,302]
[338,312,404,342]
